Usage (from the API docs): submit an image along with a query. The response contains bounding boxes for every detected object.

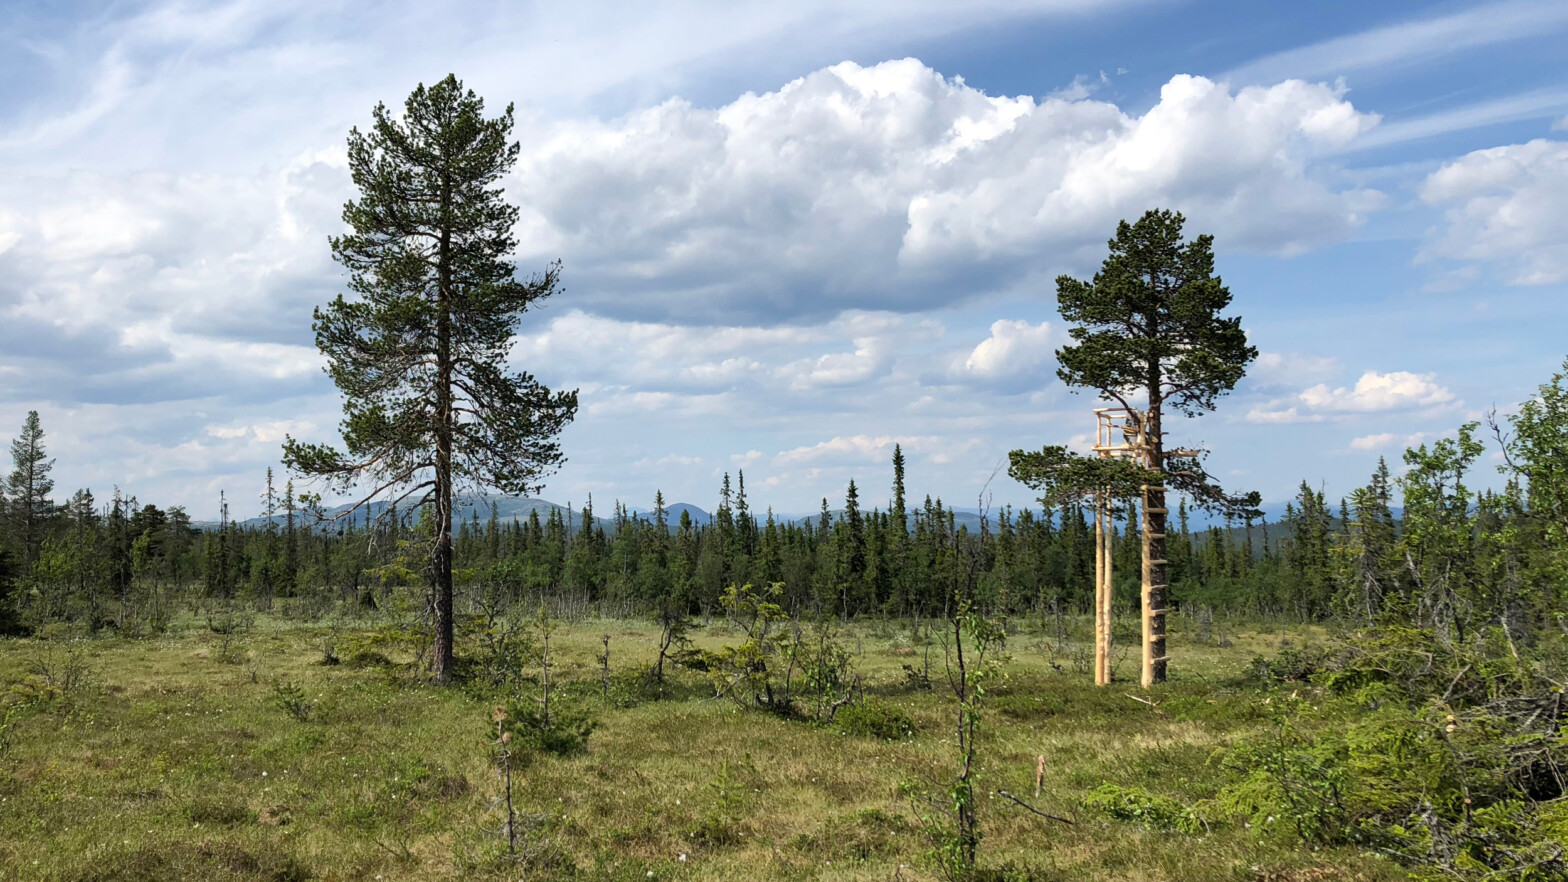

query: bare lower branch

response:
[996,790,1077,825]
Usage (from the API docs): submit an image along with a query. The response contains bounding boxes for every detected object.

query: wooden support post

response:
[1103,499,1113,685]
[1107,499,1115,685]
[1094,491,1110,686]
[1140,489,1153,689]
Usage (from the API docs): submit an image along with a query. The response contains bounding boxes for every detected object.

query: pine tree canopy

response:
[1011,209,1260,517]
[1055,208,1256,418]
[284,74,577,511]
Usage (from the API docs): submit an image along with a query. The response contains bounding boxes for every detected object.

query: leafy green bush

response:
[1211,626,1568,879]
[704,583,859,721]
[458,600,536,689]
[501,700,597,760]
[834,700,916,740]
[1247,643,1337,683]
[6,642,95,711]
[1080,783,1206,833]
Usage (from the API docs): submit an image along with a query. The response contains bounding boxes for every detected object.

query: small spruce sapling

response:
[650,595,696,687]
[499,604,596,757]
[271,680,314,722]
[599,634,610,699]
[491,704,516,854]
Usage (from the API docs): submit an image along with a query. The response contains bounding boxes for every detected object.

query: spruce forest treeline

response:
[3,355,1566,642]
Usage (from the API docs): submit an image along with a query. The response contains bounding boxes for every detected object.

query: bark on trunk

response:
[1142,404,1168,687]
[432,221,456,685]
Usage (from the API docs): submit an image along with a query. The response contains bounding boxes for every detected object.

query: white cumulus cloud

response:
[1245,404,1317,425]
[1301,371,1457,413]
[1253,351,1339,381]
[1419,138,1568,285]
[959,319,1056,380]
[773,434,960,467]
[510,61,1383,322]
[1350,431,1430,451]
[1249,370,1458,424]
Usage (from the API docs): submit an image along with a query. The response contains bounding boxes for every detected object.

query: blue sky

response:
[0,0,1564,519]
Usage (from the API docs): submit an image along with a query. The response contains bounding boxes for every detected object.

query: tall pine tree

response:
[1014,209,1257,684]
[284,75,578,684]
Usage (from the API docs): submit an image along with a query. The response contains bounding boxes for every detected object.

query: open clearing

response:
[0,615,1401,881]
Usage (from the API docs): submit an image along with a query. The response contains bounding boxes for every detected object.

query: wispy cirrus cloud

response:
[1345,89,1568,153]
[1223,0,1568,85]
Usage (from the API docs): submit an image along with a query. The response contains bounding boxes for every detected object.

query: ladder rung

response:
[1145,507,1169,514]
[1145,559,1168,566]
[1147,656,1171,664]
[1145,608,1170,615]
[1146,532,1166,539]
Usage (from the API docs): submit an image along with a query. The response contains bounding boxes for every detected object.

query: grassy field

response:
[0,610,1405,881]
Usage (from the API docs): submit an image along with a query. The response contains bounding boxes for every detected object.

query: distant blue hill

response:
[785,507,989,534]
[207,494,713,534]
[204,493,1380,546]
[627,502,712,525]
[204,494,600,533]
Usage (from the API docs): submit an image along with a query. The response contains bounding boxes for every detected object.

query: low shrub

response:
[1248,643,1337,683]
[181,797,256,826]
[1212,626,1568,879]
[269,680,313,722]
[343,649,392,669]
[833,700,916,740]
[501,700,597,760]
[1080,783,1206,833]
[789,808,912,862]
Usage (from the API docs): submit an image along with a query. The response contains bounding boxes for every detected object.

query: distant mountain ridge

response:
[201,495,1350,541]
[200,494,711,534]
[626,502,711,525]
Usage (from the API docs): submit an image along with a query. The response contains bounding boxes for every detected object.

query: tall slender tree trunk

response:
[1142,402,1169,686]
[433,224,456,685]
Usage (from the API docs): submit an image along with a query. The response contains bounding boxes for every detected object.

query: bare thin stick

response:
[1126,693,1165,716]
[997,790,1076,825]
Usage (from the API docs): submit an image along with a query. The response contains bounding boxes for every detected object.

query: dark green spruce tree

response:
[1010,209,1257,683]
[8,410,57,568]
[284,75,578,684]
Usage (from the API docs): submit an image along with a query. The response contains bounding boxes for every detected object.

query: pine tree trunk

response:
[432,224,456,686]
[433,450,454,684]
[1142,405,1168,687]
